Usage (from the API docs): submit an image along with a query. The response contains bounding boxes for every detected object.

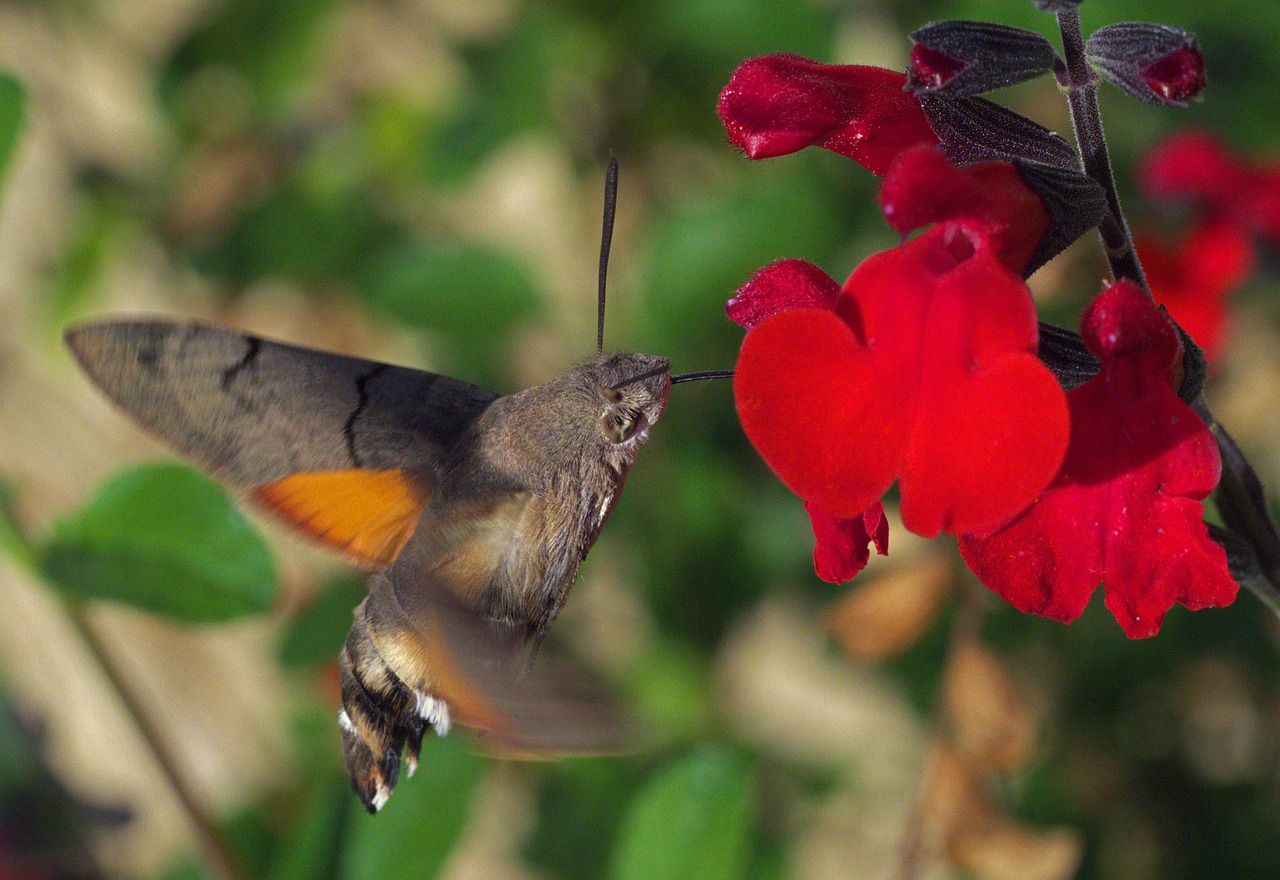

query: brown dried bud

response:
[942,642,1036,772]
[826,556,954,661]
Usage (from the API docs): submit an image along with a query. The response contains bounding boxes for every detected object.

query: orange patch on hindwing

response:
[251,470,429,567]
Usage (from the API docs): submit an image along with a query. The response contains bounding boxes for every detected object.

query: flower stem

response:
[67,604,249,880]
[1055,8,1148,291]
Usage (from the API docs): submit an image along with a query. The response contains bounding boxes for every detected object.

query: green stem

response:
[66,604,249,880]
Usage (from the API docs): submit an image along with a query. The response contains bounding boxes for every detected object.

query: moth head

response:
[594,353,670,446]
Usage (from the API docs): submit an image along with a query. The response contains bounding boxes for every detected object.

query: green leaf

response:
[0,481,35,571]
[339,735,484,880]
[193,184,387,285]
[267,773,351,880]
[609,746,754,880]
[40,464,276,623]
[278,575,365,669]
[0,73,25,190]
[353,241,541,386]
[523,758,645,880]
[356,242,540,341]
[166,0,339,110]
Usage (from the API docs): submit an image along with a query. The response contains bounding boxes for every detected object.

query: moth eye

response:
[602,410,641,444]
[601,387,623,404]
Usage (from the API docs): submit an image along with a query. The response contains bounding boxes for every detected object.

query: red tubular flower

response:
[1136,220,1254,362]
[730,160,1069,540]
[1140,130,1280,246]
[717,54,939,175]
[718,55,1056,274]
[879,145,1049,276]
[959,281,1236,638]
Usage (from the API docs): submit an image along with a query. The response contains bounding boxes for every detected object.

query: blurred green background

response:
[1,0,1280,879]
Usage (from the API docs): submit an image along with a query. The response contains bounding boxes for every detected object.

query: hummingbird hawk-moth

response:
[64,160,730,812]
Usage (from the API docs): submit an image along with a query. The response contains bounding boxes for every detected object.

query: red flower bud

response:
[1086,23,1206,107]
[909,44,965,92]
[907,21,1057,98]
[1140,45,1207,103]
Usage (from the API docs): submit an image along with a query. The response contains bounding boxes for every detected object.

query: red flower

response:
[1136,220,1254,362]
[730,154,1069,540]
[879,145,1049,276]
[1140,130,1280,246]
[719,54,1054,277]
[718,54,939,175]
[959,281,1236,638]
[719,56,1068,581]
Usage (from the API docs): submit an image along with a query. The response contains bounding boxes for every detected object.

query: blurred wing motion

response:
[341,488,635,810]
[64,319,497,567]
[66,317,639,815]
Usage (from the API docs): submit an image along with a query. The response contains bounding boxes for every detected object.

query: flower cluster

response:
[1134,131,1280,362]
[719,29,1237,637]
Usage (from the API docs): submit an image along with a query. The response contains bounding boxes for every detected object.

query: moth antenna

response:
[597,155,618,358]
[670,369,735,385]
[611,365,668,391]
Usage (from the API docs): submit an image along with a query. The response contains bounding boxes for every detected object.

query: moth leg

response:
[339,599,450,812]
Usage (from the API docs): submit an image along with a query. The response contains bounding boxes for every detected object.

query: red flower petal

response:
[959,281,1236,638]
[718,54,939,176]
[1137,220,1253,361]
[807,500,890,584]
[726,259,842,330]
[734,307,910,518]
[898,236,1068,536]
[879,145,1050,275]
